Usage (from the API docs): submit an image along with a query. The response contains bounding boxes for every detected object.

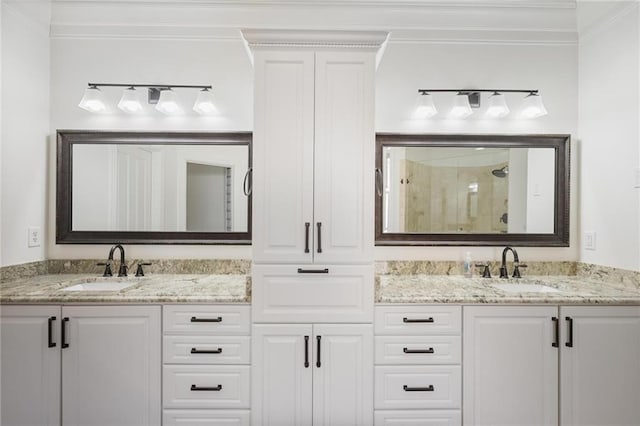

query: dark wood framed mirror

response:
[57,130,252,244]
[375,133,570,246]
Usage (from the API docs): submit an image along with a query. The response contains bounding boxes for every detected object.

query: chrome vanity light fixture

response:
[415,89,547,119]
[79,83,216,115]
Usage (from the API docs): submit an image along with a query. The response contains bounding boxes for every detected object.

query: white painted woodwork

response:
[374,410,461,426]
[252,324,313,426]
[164,335,251,364]
[252,264,374,323]
[560,306,640,426]
[163,409,251,426]
[0,305,61,426]
[375,335,461,365]
[312,324,374,426]
[463,305,558,426]
[163,365,251,409]
[163,305,251,335]
[252,50,315,264]
[374,365,461,410]
[375,305,462,335]
[312,51,375,264]
[61,305,161,426]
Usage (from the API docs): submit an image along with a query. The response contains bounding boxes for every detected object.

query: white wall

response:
[578,3,640,271]
[1,2,51,267]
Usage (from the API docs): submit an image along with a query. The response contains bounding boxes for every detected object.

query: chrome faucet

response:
[499,246,527,278]
[108,244,128,277]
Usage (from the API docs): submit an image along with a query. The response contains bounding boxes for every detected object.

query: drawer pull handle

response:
[61,317,70,348]
[191,347,222,354]
[297,268,329,274]
[304,336,310,368]
[316,335,322,368]
[191,384,222,391]
[552,317,559,348]
[403,347,434,354]
[565,316,574,347]
[190,316,222,323]
[403,317,434,323]
[48,316,57,348]
[404,385,434,392]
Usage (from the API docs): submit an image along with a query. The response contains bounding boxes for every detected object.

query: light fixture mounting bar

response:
[418,89,538,95]
[87,83,213,90]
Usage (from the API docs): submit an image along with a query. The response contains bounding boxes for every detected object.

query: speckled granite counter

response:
[377,275,640,305]
[0,274,249,304]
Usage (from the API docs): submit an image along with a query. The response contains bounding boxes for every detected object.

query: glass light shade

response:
[414,93,438,118]
[193,89,218,115]
[486,92,510,118]
[117,87,143,113]
[521,93,548,118]
[78,86,106,113]
[450,93,473,119]
[155,89,181,115]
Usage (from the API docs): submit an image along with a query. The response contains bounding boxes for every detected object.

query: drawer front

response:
[164,305,250,335]
[374,410,461,426]
[375,366,461,410]
[163,409,250,426]
[375,336,461,365]
[164,336,250,364]
[163,365,250,409]
[375,306,461,335]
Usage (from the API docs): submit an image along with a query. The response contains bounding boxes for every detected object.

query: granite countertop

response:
[377,275,640,305]
[0,274,250,304]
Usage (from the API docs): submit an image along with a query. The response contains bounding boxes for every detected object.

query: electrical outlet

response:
[28,227,41,247]
[584,231,596,251]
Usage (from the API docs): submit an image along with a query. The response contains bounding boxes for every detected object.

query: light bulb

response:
[78,86,106,113]
[193,88,218,115]
[486,92,510,118]
[155,89,181,115]
[450,93,473,119]
[414,93,437,118]
[521,93,548,118]
[117,87,143,113]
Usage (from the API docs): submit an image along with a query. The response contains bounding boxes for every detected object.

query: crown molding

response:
[578,2,638,43]
[50,24,240,40]
[241,29,389,50]
[390,28,577,45]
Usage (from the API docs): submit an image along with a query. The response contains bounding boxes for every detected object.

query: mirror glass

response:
[375,134,570,246]
[57,131,252,244]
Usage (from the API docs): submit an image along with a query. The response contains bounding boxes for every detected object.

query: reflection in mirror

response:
[375,134,570,246]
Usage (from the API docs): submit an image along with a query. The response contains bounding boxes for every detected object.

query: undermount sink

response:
[61,281,139,292]
[491,283,560,294]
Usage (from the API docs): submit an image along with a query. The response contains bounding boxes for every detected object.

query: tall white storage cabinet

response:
[244,30,387,426]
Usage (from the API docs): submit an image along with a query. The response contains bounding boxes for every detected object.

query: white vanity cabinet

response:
[252,323,373,426]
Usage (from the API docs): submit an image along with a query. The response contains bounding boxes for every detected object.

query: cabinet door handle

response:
[375,168,383,197]
[403,347,434,354]
[403,317,434,323]
[190,384,222,391]
[403,385,434,392]
[304,222,310,253]
[552,317,559,347]
[190,347,222,354]
[316,222,323,253]
[61,317,69,348]
[565,316,574,347]
[297,268,329,274]
[304,335,310,368]
[48,316,57,348]
[190,316,222,323]
[243,167,252,196]
[316,335,322,368]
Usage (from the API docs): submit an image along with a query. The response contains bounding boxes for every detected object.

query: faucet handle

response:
[512,263,527,278]
[97,262,113,277]
[135,263,152,277]
[475,263,492,278]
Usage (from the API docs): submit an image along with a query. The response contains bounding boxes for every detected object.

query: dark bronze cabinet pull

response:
[61,317,69,348]
[552,317,559,347]
[190,316,222,323]
[297,268,329,274]
[403,317,434,323]
[316,335,322,368]
[243,167,253,196]
[304,336,310,368]
[191,347,222,354]
[404,385,434,392]
[304,222,310,253]
[316,222,323,253]
[375,168,383,196]
[403,347,434,354]
[565,316,574,347]
[48,316,57,348]
[191,384,222,391]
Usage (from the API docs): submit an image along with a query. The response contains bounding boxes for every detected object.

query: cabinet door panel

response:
[252,324,313,426]
[314,51,375,264]
[313,324,373,426]
[463,306,558,426]
[1,305,61,426]
[561,306,640,426]
[62,305,161,426]
[252,50,315,264]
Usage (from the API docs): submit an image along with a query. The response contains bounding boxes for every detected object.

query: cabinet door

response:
[252,324,313,426]
[560,306,640,426]
[463,306,558,426]
[252,50,315,264]
[61,305,161,426]
[1,305,61,426]
[313,51,375,264]
[313,324,373,426]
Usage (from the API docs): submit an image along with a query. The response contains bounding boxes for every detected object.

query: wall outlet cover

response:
[28,227,41,247]
[584,231,596,251]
